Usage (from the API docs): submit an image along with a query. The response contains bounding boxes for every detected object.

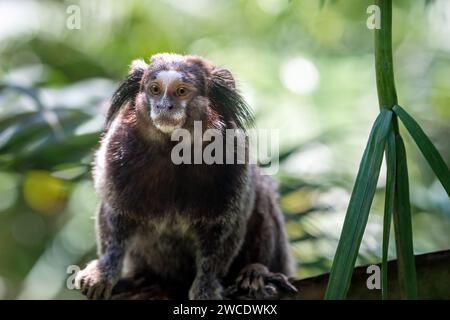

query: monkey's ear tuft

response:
[208,67,254,130]
[212,68,236,90]
[129,59,148,74]
[106,60,146,129]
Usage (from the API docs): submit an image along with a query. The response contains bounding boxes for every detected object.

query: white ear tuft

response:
[129,59,147,74]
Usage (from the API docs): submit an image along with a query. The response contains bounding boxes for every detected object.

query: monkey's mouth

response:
[151,113,186,134]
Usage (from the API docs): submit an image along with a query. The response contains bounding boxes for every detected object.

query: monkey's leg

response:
[189,219,244,300]
[75,205,135,300]
[224,263,297,299]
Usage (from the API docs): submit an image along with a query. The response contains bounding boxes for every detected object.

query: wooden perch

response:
[287,249,450,299]
[111,250,450,300]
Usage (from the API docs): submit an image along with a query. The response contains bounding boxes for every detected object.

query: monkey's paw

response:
[75,260,115,300]
[224,263,297,299]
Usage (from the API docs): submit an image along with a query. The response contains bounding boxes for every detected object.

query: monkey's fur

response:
[76,53,295,300]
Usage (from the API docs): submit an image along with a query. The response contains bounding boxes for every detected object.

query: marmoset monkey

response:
[75,53,296,300]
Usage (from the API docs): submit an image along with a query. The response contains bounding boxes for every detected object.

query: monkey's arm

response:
[189,217,245,299]
[76,203,135,299]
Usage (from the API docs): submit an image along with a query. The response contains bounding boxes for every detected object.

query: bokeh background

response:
[0,0,449,299]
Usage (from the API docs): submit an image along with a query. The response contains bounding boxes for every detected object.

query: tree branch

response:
[110,250,450,300]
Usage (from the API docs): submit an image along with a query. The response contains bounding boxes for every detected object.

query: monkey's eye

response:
[149,84,161,95]
[176,86,189,97]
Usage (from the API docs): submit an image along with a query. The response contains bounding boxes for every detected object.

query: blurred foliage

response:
[0,0,449,299]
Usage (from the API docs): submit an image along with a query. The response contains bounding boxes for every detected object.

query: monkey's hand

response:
[75,259,117,300]
[224,263,297,299]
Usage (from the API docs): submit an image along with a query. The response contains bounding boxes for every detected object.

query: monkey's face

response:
[131,54,212,135]
[115,54,251,137]
[142,70,199,134]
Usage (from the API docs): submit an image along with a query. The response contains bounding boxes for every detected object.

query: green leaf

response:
[382,128,396,300]
[325,109,393,299]
[0,111,36,132]
[0,109,90,153]
[11,132,99,171]
[392,134,418,299]
[393,105,450,197]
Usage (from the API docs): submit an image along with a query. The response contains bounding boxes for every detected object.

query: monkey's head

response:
[107,53,253,136]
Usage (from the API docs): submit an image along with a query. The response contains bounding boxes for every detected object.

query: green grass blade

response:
[393,105,450,197]
[393,134,418,299]
[382,128,396,300]
[325,109,393,299]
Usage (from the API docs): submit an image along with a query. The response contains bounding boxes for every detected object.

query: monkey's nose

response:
[156,104,174,110]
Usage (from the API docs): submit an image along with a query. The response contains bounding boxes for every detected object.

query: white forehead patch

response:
[156,70,183,88]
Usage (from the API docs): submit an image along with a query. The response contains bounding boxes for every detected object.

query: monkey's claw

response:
[224,263,297,299]
[75,260,115,300]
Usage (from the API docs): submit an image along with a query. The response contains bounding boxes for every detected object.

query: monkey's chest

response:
[107,159,237,219]
[126,217,197,281]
